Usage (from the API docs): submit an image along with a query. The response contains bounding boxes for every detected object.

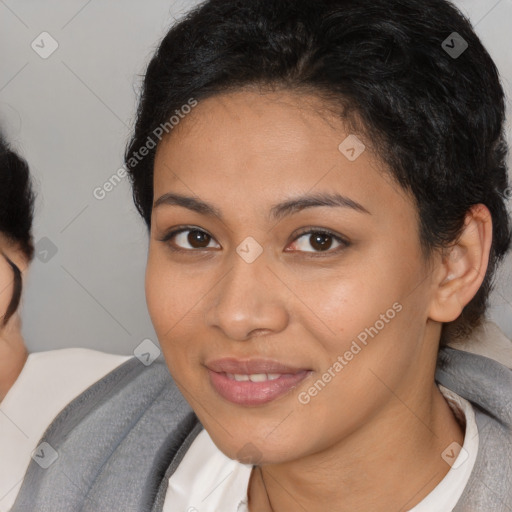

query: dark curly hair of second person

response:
[125,0,511,343]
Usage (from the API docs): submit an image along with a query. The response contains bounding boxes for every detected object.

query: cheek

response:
[145,252,165,332]
[303,249,430,371]
[287,259,398,348]
[145,246,207,364]
[145,248,183,342]
[145,245,190,328]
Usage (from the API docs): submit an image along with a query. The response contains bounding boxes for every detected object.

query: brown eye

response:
[287,229,349,255]
[161,227,221,251]
[309,232,333,251]
[188,229,211,248]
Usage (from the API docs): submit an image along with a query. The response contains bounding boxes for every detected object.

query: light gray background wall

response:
[0,0,511,356]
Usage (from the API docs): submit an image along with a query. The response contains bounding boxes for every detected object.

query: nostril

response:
[247,328,273,338]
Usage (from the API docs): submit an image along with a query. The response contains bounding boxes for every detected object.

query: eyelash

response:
[158,225,350,258]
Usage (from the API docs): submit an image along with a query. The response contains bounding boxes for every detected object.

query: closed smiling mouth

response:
[205,358,312,406]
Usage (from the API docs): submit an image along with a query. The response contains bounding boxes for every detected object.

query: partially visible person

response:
[0,133,131,511]
[0,130,34,403]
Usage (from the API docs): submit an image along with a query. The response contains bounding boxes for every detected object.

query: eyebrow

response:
[153,191,370,221]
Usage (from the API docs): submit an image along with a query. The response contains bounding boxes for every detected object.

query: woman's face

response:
[147,89,442,464]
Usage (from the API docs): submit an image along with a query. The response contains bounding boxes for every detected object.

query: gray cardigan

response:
[11,347,512,511]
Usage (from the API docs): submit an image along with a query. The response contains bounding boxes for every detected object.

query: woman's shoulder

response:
[437,323,512,511]
[21,347,131,392]
[1,347,132,448]
[437,322,512,423]
[447,320,512,369]
[10,349,198,511]
[0,348,131,510]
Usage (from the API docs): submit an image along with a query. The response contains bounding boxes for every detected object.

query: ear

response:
[0,241,30,275]
[428,204,493,323]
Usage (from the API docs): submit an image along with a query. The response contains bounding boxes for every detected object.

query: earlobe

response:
[428,204,493,323]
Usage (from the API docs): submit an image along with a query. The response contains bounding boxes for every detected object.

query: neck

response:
[249,374,463,512]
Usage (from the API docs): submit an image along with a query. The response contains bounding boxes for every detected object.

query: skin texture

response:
[0,235,29,402]
[146,89,492,511]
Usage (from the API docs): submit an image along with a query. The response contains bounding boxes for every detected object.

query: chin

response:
[206,424,303,466]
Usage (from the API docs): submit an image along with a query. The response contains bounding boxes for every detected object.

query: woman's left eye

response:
[286,229,349,255]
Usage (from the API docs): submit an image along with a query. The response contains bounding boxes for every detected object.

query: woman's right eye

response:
[160,227,221,252]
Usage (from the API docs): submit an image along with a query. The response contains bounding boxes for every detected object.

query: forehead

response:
[152,89,413,223]
[155,89,382,181]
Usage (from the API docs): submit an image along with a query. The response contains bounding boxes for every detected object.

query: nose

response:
[204,251,289,341]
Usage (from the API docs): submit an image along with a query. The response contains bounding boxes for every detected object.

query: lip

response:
[206,358,311,406]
